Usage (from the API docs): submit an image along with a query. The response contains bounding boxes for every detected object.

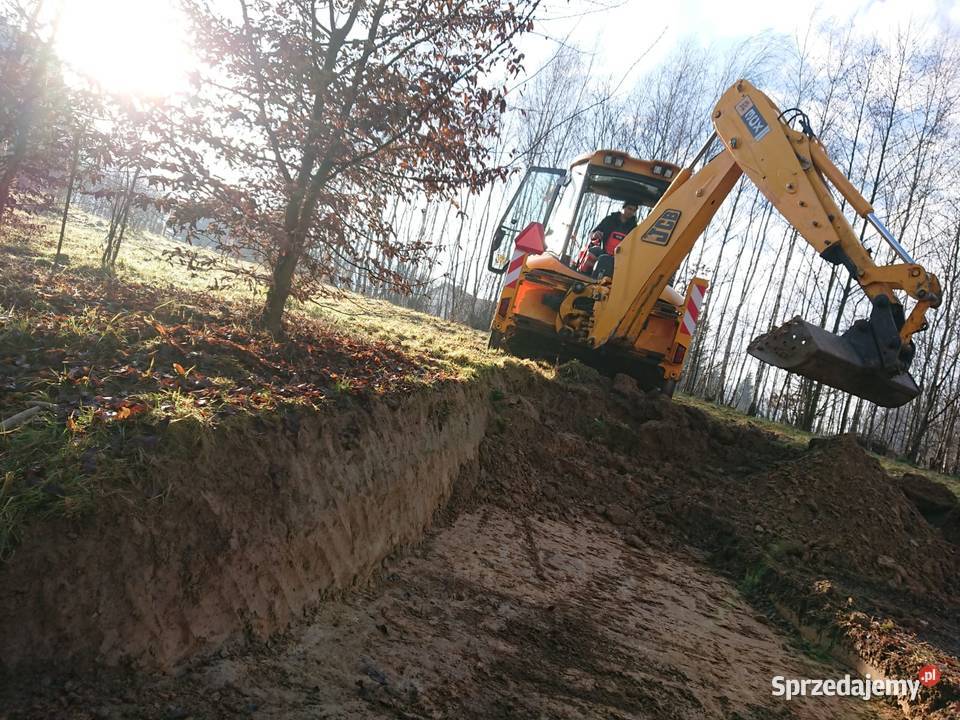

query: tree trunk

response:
[102,166,140,269]
[53,130,82,268]
[262,241,301,336]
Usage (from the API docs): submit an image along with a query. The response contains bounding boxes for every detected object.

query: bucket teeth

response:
[748,317,919,408]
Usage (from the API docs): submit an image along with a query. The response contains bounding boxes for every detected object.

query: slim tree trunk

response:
[53,129,82,268]
[102,166,141,269]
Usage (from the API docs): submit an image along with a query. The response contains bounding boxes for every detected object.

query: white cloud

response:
[524,0,959,86]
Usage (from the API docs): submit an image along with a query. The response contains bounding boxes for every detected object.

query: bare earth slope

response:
[138,508,891,720]
[5,369,958,719]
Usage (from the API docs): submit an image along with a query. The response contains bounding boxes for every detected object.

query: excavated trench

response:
[1,362,959,719]
[0,373,494,671]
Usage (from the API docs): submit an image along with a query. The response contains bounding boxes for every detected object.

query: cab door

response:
[488,167,566,273]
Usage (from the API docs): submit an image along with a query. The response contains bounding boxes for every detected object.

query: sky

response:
[51,0,960,99]
[523,0,960,91]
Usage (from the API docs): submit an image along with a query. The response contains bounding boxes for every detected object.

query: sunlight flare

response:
[55,0,194,97]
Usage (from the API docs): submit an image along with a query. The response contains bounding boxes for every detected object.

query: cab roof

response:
[570,150,680,207]
[570,149,681,178]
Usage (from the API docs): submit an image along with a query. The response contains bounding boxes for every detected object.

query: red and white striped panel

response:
[504,249,527,289]
[679,281,707,336]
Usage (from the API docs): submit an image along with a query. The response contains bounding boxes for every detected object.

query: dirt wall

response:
[0,377,493,671]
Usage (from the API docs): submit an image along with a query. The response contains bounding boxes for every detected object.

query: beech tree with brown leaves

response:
[0,0,72,226]
[163,0,538,336]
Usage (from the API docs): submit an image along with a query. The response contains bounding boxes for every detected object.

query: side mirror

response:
[492,226,505,251]
[488,227,508,274]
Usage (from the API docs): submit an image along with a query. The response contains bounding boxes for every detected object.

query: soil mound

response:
[474,375,960,716]
[679,434,960,600]
[480,377,960,606]
[899,472,960,546]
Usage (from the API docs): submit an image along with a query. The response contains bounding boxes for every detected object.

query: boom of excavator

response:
[487,80,941,408]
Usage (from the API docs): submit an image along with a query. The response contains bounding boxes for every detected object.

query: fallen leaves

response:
[66,397,151,429]
[1,247,450,437]
[146,315,187,354]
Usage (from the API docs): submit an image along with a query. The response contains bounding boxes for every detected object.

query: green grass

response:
[0,406,123,558]
[45,210,258,296]
[41,209,501,378]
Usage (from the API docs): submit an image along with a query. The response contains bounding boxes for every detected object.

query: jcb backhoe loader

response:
[486,79,941,408]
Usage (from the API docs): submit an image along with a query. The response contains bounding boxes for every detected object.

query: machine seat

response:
[525,253,594,282]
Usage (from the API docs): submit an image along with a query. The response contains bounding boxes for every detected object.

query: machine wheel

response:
[661,378,677,398]
[488,330,504,350]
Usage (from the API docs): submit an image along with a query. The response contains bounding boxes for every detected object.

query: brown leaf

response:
[116,401,147,421]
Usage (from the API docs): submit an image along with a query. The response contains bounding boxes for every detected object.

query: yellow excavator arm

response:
[582,79,941,407]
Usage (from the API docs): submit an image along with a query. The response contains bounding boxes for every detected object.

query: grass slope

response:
[0,211,508,559]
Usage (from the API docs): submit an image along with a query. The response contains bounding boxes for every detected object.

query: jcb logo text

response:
[642,209,681,246]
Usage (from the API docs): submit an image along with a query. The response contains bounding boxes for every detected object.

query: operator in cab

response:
[575,201,638,276]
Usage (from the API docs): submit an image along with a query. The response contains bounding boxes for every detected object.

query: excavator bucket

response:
[748,317,920,408]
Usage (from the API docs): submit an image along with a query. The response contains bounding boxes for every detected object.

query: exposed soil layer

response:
[0,377,491,670]
[1,508,900,720]
[2,365,959,719]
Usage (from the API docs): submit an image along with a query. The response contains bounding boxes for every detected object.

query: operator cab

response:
[487,150,680,274]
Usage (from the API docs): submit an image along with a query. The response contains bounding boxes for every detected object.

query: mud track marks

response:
[114,508,891,720]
